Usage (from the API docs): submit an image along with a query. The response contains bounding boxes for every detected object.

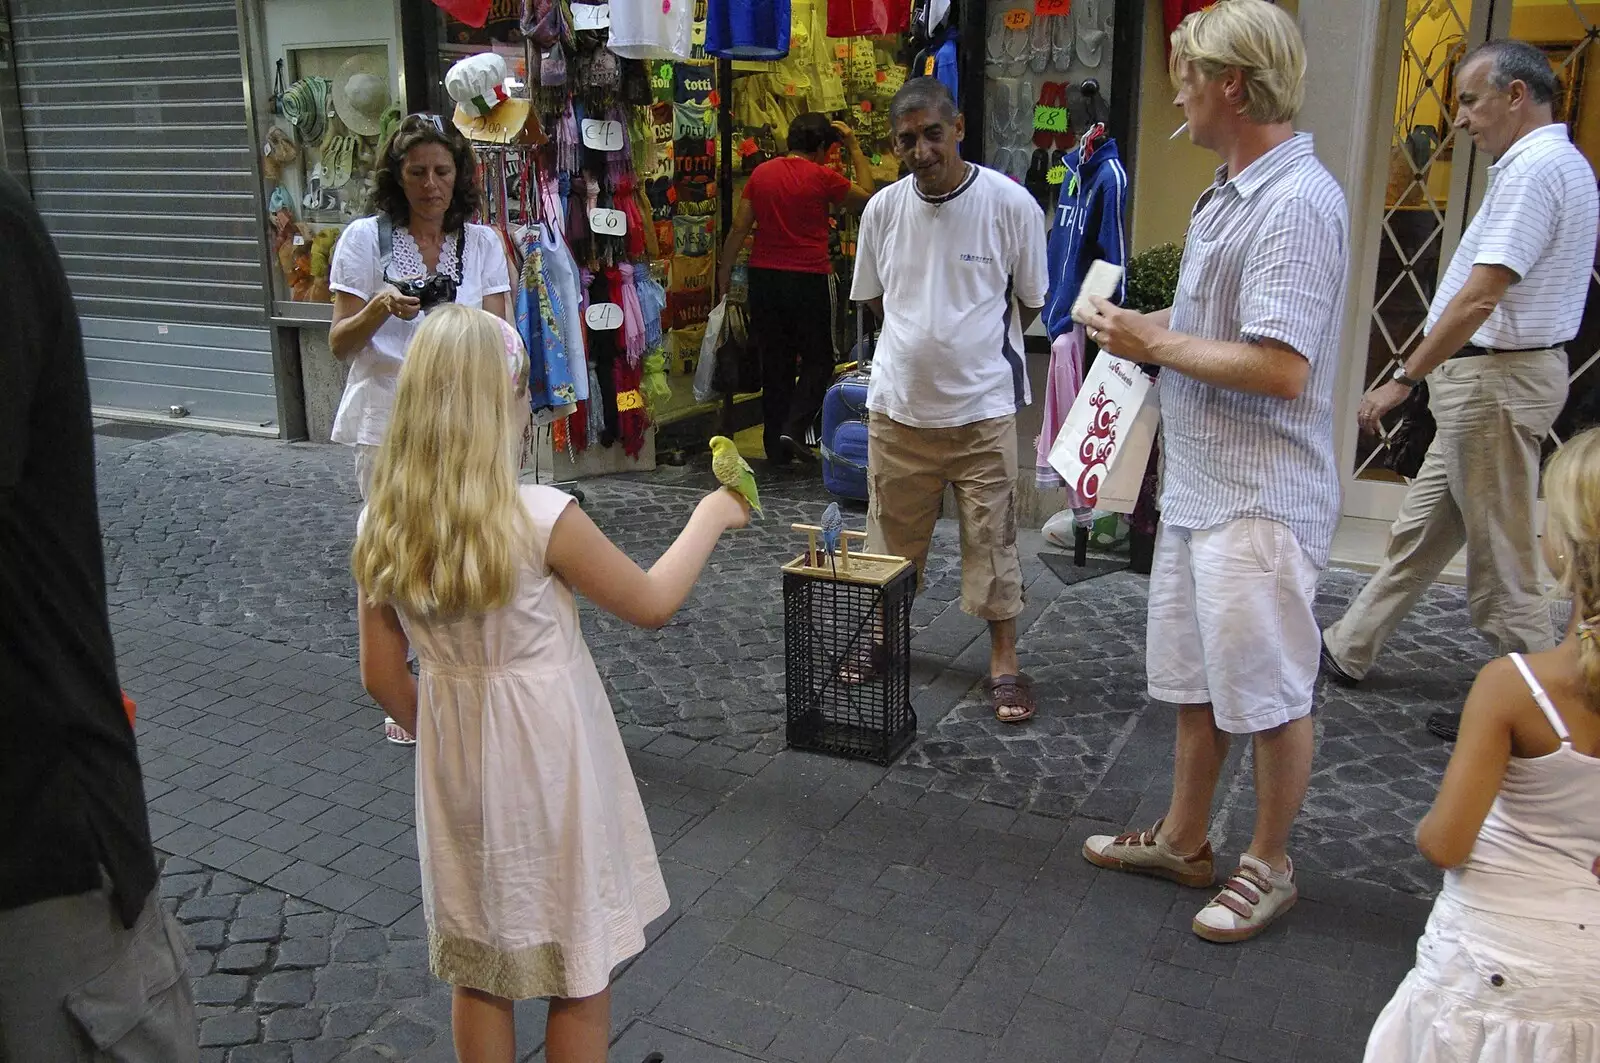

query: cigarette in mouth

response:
[1169,121,1189,140]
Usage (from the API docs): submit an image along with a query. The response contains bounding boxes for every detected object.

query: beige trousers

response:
[1325,349,1567,679]
[865,412,1024,622]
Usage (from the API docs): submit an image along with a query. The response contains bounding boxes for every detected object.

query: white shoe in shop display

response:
[1051,8,1075,71]
[1076,0,1108,69]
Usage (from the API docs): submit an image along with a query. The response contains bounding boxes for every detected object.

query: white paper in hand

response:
[1070,259,1124,324]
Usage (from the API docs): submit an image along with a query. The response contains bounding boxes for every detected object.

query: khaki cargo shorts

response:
[865,412,1024,622]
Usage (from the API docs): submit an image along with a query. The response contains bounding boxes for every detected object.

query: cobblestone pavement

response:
[95,427,1494,1061]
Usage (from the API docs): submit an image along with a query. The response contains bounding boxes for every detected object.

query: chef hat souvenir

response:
[446,52,533,144]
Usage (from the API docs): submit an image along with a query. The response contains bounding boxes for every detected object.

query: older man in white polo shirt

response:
[1322,39,1600,741]
[1075,0,1349,943]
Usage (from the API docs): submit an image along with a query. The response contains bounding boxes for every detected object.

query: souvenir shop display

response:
[721,0,920,366]
[516,0,678,459]
[984,0,1116,208]
[265,49,404,304]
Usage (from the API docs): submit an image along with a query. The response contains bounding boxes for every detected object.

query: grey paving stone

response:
[193,974,250,1005]
[228,916,281,944]
[178,895,239,922]
[328,926,388,963]
[314,966,382,1006]
[262,1007,325,1043]
[198,1013,258,1047]
[214,944,270,974]
[225,1046,290,1063]
[185,920,228,951]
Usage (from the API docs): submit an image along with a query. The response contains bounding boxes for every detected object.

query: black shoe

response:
[1426,711,1461,743]
[779,434,818,464]
[1319,638,1360,687]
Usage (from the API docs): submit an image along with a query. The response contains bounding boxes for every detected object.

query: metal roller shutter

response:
[10,0,277,427]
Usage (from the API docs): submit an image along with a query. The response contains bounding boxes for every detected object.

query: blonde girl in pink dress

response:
[352,306,749,1063]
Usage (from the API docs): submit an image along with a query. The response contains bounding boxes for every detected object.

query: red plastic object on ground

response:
[122,691,136,728]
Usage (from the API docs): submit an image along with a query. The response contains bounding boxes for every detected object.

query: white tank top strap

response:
[1509,652,1571,744]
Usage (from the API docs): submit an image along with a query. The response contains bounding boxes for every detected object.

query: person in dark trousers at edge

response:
[717,111,876,466]
[0,171,198,1061]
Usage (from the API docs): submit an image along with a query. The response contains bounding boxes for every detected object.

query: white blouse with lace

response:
[328,216,511,447]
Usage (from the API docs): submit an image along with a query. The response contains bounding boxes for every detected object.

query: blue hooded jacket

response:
[1043,138,1129,339]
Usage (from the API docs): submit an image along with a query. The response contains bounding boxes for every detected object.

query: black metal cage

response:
[782,553,916,765]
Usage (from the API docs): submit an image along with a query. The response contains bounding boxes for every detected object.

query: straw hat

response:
[332,55,389,137]
[446,52,531,144]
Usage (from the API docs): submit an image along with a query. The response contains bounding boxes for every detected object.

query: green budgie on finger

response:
[708,435,762,517]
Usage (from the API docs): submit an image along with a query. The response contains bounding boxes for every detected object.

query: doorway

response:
[1342,0,1600,522]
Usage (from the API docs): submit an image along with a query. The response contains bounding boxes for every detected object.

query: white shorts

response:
[1146,517,1321,734]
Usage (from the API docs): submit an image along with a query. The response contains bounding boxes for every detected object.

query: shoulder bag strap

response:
[377,214,395,281]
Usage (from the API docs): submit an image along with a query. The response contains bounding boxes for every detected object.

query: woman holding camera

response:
[329,114,511,500]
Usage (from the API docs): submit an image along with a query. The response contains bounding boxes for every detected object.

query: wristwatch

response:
[1392,366,1423,390]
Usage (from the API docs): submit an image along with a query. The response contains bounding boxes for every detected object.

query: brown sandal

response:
[987,674,1035,724]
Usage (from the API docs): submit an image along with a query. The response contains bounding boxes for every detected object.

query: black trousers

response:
[746,267,834,458]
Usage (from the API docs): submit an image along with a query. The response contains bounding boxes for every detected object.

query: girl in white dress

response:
[351,306,749,1063]
[1363,427,1600,1062]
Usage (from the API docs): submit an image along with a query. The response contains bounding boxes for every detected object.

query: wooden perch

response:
[791,523,868,571]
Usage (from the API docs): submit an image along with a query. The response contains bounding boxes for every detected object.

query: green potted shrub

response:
[1123,241,1183,314]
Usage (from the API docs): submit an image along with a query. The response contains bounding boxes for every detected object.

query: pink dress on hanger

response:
[1035,325,1086,498]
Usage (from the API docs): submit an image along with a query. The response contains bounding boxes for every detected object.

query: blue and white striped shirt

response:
[1160,133,1350,566]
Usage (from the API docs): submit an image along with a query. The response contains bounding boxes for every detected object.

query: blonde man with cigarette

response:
[1076,0,1349,942]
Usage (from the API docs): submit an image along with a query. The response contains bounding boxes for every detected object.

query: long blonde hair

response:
[1543,425,1600,708]
[352,305,530,618]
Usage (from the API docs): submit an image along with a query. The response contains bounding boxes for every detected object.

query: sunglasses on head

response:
[405,112,447,133]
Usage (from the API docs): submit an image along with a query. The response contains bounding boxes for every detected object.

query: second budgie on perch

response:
[709,435,762,517]
[820,502,842,574]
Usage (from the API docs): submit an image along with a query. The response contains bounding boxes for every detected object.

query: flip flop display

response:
[1027,12,1053,74]
[1051,10,1076,71]
[1076,0,1108,69]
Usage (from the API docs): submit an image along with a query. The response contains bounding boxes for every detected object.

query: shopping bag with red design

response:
[1047,354,1159,514]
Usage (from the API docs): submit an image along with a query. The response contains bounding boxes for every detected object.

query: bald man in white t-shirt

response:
[850,77,1049,724]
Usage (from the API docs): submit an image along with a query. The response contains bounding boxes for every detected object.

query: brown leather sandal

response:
[987,674,1035,724]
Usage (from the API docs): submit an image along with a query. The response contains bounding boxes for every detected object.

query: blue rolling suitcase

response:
[819,311,873,501]
[820,371,869,501]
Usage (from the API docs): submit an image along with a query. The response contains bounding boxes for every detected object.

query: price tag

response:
[922,55,935,76]
[1046,164,1067,186]
[571,2,611,30]
[585,302,624,330]
[588,207,628,236]
[292,234,305,246]
[836,43,850,58]
[1033,105,1069,132]
[580,118,626,152]
[784,82,797,96]
[1034,0,1070,14]
[1003,8,1032,30]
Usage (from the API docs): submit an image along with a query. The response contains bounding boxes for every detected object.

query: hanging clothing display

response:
[1042,133,1128,341]
[1036,325,1086,493]
[608,0,695,61]
[706,0,791,61]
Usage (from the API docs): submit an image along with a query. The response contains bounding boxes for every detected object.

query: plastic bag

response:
[693,297,730,402]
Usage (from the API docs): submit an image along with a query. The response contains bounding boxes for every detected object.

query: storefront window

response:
[245,0,406,316]
[982,0,1117,213]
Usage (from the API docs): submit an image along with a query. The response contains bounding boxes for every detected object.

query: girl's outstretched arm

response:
[359,593,418,734]
[1415,659,1518,868]
[546,488,750,630]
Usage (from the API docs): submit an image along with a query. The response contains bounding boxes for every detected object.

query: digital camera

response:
[391,274,458,312]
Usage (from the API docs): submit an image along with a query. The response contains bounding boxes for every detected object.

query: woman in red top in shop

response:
[716,112,875,466]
